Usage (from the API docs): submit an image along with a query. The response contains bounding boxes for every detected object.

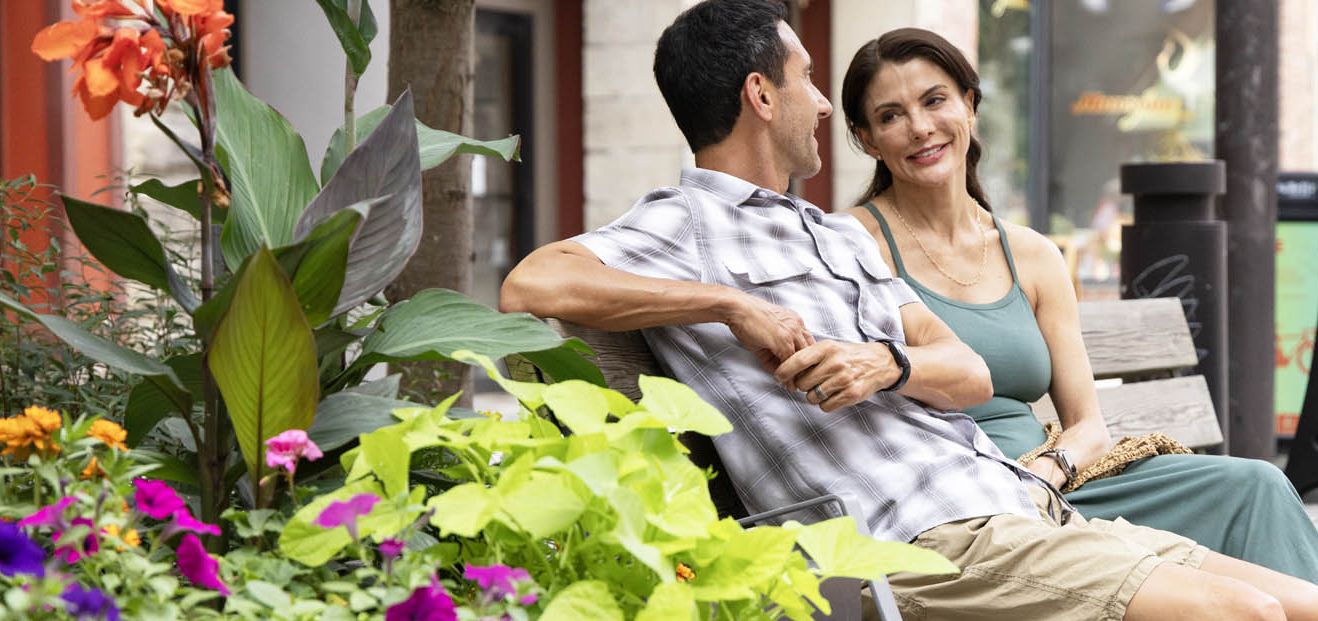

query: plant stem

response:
[343,0,362,150]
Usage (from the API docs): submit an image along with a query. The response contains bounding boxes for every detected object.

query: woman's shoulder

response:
[997,218,1065,266]
[842,204,883,238]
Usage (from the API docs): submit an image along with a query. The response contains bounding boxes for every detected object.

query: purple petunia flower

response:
[378,538,405,559]
[385,577,457,621]
[0,521,46,577]
[166,509,221,538]
[133,479,185,520]
[463,563,532,601]
[264,429,323,474]
[314,493,379,541]
[176,534,230,595]
[18,496,75,529]
[54,517,99,563]
[61,583,121,620]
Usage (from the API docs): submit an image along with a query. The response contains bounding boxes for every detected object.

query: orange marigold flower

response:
[24,406,62,433]
[89,419,128,450]
[675,562,696,583]
[81,456,105,480]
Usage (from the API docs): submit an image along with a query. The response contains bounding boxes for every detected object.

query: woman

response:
[839,27,1318,582]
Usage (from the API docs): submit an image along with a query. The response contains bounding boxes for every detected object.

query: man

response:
[501,1,1317,618]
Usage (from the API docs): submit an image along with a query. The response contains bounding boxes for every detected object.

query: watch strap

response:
[878,339,911,392]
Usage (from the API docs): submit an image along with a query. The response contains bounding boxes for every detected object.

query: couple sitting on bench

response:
[500,1,1318,618]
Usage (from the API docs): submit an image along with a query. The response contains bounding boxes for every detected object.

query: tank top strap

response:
[863,202,910,278]
[990,214,1021,284]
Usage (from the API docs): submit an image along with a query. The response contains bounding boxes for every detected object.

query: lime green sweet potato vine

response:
[280,351,956,620]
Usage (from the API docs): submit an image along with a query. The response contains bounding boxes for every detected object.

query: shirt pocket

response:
[722,256,813,288]
[852,252,906,342]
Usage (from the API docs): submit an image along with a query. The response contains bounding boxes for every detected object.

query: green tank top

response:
[865,204,1053,422]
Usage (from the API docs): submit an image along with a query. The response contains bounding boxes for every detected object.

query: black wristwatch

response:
[878,339,911,392]
[1039,448,1078,488]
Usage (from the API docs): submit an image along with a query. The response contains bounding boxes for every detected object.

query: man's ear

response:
[743,72,775,122]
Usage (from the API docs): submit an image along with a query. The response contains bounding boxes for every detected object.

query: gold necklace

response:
[888,196,990,287]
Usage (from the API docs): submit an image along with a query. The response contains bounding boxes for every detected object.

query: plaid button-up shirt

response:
[576,167,1043,542]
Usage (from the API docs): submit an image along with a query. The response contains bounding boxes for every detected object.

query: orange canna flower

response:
[31,18,101,62]
[89,419,128,450]
[159,0,224,16]
[196,10,234,68]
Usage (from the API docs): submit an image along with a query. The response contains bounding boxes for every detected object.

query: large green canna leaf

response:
[208,247,320,487]
[314,0,377,76]
[124,353,204,446]
[60,195,199,312]
[295,92,419,316]
[356,289,591,371]
[277,204,372,326]
[306,390,411,454]
[129,178,225,224]
[0,292,191,415]
[213,67,320,271]
[320,104,520,184]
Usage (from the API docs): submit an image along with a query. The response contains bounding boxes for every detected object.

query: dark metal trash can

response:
[1120,161,1229,454]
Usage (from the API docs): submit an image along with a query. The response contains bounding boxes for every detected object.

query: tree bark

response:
[387,0,476,404]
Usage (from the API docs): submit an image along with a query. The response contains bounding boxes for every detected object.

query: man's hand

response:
[724,292,814,364]
[773,340,900,412]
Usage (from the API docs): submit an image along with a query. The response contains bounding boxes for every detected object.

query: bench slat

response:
[1032,375,1222,450]
[549,319,656,401]
[1078,298,1199,379]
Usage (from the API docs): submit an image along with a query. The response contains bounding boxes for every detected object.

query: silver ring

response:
[811,385,828,402]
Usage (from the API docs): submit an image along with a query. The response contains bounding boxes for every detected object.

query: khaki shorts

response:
[882,484,1209,621]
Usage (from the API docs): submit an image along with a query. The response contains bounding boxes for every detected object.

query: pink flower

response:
[385,577,456,621]
[314,493,379,541]
[19,497,75,529]
[463,563,536,604]
[378,538,405,559]
[167,509,221,537]
[54,517,99,563]
[264,429,322,474]
[133,479,185,520]
[176,534,229,595]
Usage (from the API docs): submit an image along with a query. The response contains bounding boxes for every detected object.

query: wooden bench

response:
[1031,297,1222,451]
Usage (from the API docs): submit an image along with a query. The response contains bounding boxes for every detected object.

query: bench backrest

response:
[547,297,1222,451]
[1029,297,1222,450]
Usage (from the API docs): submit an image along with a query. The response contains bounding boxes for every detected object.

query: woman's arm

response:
[1013,225,1113,487]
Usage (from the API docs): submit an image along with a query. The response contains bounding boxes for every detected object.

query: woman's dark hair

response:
[654,0,789,153]
[840,28,992,210]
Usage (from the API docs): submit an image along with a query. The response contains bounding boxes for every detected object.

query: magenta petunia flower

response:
[53,518,99,563]
[133,479,185,520]
[264,429,323,474]
[18,496,75,529]
[385,577,456,621]
[168,509,221,537]
[176,534,230,595]
[378,538,405,559]
[463,563,532,600]
[314,493,379,541]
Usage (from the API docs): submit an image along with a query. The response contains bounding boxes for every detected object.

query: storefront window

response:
[978,0,1215,293]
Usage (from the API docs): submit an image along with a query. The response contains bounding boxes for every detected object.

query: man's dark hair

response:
[653,0,790,153]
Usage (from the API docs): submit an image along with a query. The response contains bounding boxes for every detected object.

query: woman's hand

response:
[1026,456,1067,489]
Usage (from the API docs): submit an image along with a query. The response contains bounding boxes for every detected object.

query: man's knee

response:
[1202,579,1284,621]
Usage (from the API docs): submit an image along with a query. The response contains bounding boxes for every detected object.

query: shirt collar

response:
[679,167,826,222]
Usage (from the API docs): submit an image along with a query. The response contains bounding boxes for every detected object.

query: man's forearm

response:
[500,242,738,330]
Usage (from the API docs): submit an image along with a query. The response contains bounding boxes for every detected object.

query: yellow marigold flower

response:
[24,405,62,433]
[675,562,696,583]
[89,419,127,450]
[103,523,141,550]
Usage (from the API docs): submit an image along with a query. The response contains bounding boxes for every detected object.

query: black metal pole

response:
[1216,0,1279,459]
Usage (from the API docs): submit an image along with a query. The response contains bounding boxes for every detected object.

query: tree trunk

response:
[386,0,475,405]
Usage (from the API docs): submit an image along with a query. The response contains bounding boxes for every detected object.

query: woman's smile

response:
[908,142,949,165]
